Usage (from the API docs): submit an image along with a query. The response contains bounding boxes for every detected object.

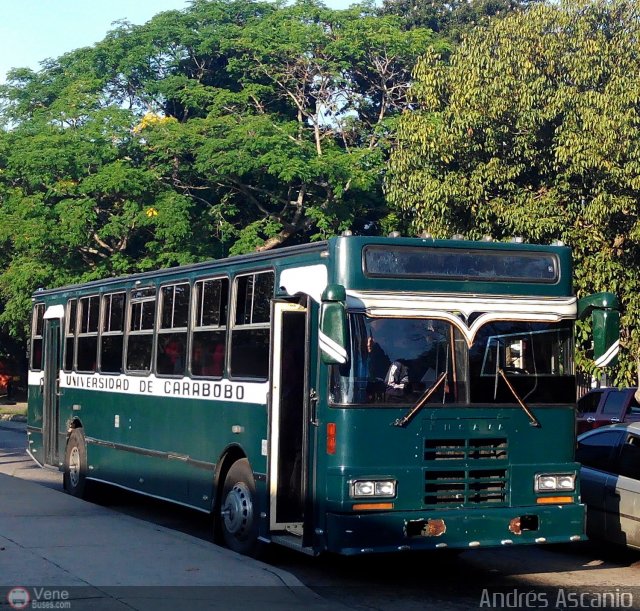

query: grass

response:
[0,403,27,416]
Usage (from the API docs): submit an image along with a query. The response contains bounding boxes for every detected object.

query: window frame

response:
[156,281,191,378]
[125,286,157,374]
[229,270,274,381]
[30,303,46,372]
[99,291,126,374]
[76,295,100,373]
[190,275,229,379]
[63,298,78,372]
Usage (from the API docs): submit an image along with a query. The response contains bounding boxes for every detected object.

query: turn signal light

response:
[327,422,336,455]
[352,503,394,511]
[536,496,573,505]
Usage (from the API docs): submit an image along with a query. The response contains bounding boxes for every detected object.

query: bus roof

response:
[31,235,573,300]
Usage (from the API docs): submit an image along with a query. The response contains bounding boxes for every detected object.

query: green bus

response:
[27,235,620,556]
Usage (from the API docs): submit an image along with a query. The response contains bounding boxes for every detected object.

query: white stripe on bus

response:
[319,334,347,363]
[594,340,619,368]
[29,371,268,404]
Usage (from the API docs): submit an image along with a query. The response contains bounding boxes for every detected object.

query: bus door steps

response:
[269,533,316,556]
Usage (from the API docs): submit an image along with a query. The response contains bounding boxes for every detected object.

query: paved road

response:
[2,422,640,610]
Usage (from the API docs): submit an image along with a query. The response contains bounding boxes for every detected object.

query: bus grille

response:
[423,438,509,508]
[424,437,508,461]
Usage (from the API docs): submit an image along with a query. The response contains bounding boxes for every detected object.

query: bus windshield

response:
[329,315,575,406]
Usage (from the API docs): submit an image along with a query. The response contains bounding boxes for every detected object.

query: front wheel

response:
[63,429,89,498]
[220,458,260,556]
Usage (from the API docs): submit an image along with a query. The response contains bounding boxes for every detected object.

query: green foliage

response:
[0,0,439,347]
[386,0,640,384]
[379,0,541,38]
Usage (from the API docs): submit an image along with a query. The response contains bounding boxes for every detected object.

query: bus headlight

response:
[534,473,575,492]
[351,479,397,498]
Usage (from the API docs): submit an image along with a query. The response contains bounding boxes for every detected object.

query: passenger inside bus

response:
[384,359,410,400]
[157,337,186,375]
[192,340,225,377]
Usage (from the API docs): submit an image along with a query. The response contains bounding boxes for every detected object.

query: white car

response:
[577,422,640,549]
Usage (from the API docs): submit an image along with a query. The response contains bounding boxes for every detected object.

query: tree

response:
[379,0,541,38]
[0,0,441,344]
[385,0,640,384]
[0,53,198,340]
[130,0,441,252]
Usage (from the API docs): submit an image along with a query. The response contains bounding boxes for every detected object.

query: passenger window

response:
[77,296,99,372]
[157,283,190,376]
[30,303,45,371]
[627,393,640,417]
[101,292,125,373]
[616,435,640,480]
[602,391,627,415]
[230,271,274,379]
[577,391,602,415]
[126,288,156,372]
[64,299,77,372]
[576,430,625,472]
[192,277,228,378]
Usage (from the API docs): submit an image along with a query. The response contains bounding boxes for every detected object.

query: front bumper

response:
[324,503,585,555]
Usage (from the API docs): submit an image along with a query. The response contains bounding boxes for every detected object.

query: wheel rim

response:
[68,446,81,489]
[221,482,254,540]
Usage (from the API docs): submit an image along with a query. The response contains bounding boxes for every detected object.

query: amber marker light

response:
[352,503,394,511]
[536,496,574,504]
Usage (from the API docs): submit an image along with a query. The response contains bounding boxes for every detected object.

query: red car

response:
[0,359,19,397]
[577,387,640,435]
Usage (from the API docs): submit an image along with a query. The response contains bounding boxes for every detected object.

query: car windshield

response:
[329,314,575,406]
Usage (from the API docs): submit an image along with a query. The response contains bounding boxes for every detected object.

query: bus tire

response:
[220,458,260,556]
[63,429,89,499]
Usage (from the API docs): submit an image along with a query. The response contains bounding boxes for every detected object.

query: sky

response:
[0,0,354,83]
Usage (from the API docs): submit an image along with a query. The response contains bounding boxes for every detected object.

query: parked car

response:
[576,387,640,435]
[0,358,20,399]
[577,422,640,550]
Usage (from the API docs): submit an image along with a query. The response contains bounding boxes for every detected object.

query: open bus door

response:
[268,301,309,541]
[42,313,62,466]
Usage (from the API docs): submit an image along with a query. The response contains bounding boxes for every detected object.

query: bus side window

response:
[30,303,45,371]
[230,271,274,379]
[77,296,99,372]
[191,277,228,378]
[101,292,125,374]
[157,283,190,376]
[126,288,156,372]
[64,299,77,372]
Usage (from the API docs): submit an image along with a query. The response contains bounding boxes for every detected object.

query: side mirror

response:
[319,284,348,365]
[578,292,620,367]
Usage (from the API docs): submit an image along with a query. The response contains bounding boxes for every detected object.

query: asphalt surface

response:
[0,418,337,611]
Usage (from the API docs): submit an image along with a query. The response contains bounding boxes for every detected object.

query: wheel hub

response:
[68,446,80,488]
[221,482,253,538]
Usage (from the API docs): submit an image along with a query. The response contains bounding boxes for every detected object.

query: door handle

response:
[610,417,620,423]
[586,417,596,423]
[39,378,44,396]
[309,389,319,427]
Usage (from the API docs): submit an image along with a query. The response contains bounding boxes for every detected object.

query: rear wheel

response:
[220,459,260,556]
[63,429,89,498]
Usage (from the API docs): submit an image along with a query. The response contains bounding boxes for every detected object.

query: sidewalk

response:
[0,472,336,610]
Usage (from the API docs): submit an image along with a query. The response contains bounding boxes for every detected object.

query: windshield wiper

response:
[497,368,541,428]
[392,371,448,428]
